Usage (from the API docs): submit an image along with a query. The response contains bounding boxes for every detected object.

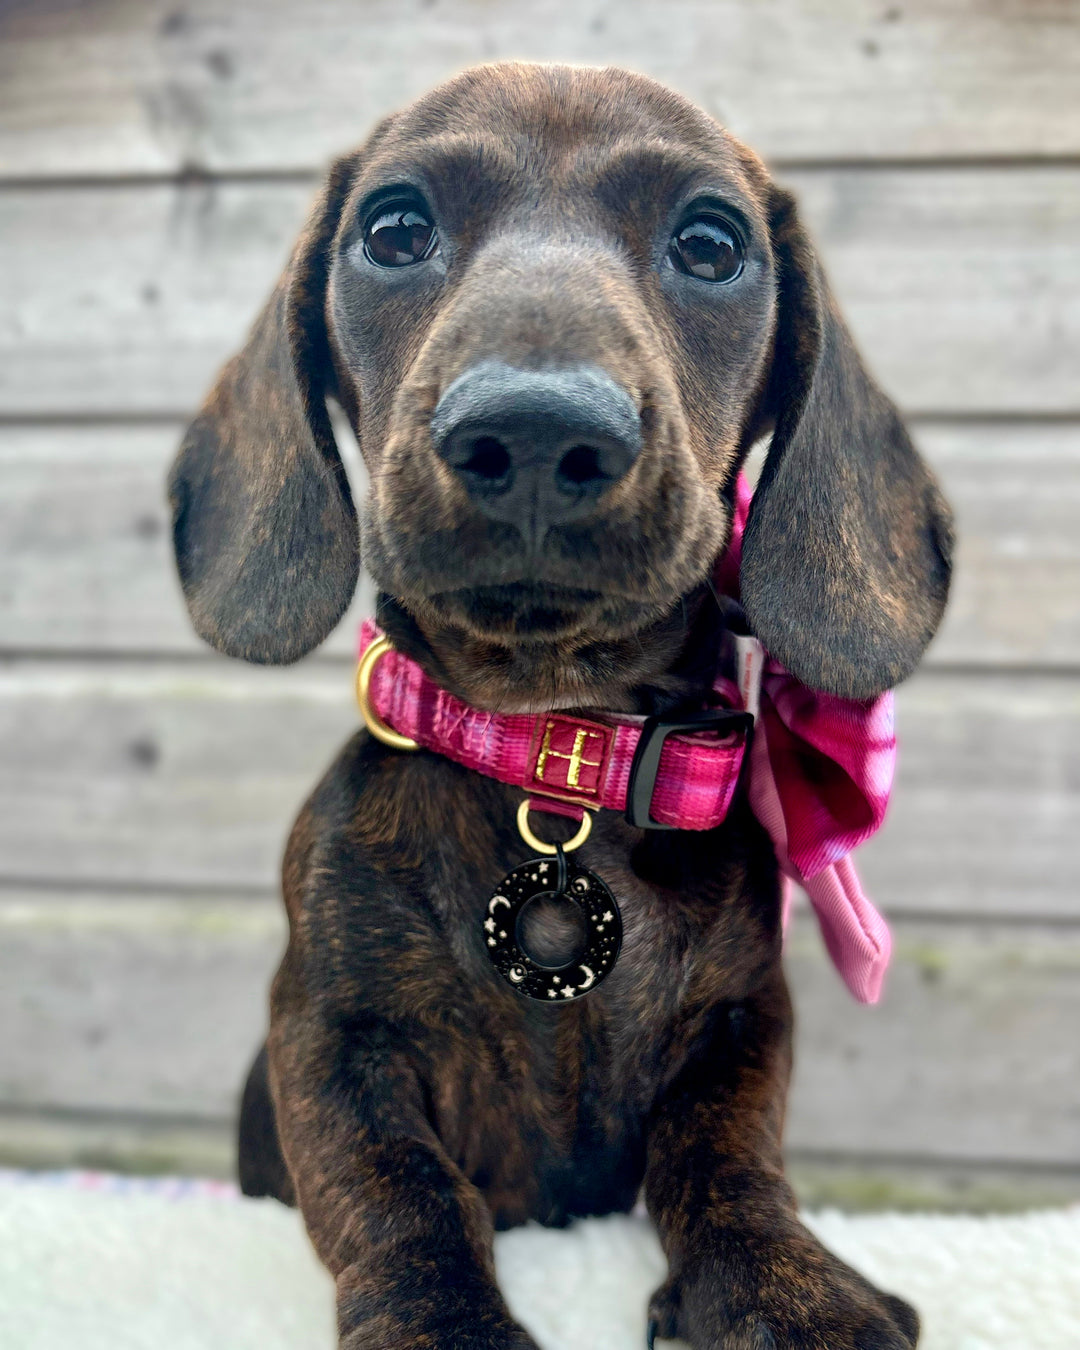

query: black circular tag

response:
[482,853,622,1001]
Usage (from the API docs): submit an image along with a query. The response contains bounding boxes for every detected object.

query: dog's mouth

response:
[361,432,734,709]
[430,582,645,643]
[380,580,719,715]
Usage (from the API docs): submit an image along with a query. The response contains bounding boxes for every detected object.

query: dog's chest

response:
[321,748,780,1225]
[418,830,777,1226]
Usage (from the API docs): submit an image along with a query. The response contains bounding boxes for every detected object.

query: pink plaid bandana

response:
[358,474,896,1003]
[718,474,895,1003]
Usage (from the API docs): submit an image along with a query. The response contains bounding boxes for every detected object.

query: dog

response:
[169,62,952,1350]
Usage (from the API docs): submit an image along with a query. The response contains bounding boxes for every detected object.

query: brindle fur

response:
[171,64,952,1349]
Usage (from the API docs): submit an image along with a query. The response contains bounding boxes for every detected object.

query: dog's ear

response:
[168,155,360,664]
[740,187,953,699]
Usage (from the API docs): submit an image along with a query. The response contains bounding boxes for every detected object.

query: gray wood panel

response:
[858,671,1080,919]
[1,0,1077,177]
[1,168,1078,416]
[0,892,280,1121]
[0,1106,238,1180]
[2,0,1077,1191]
[920,422,1080,671]
[0,420,376,658]
[0,659,353,893]
[3,420,1077,667]
[785,919,1080,1166]
[2,887,1076,1168]
[0,661,1076,916]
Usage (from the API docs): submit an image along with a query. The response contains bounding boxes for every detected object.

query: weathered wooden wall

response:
[1,0,1078,1209]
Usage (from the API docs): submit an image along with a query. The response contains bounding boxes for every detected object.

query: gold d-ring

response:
[516,799,593,855]
[355,635,420,752]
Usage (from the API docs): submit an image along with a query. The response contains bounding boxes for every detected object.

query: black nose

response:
[430,362,643,532]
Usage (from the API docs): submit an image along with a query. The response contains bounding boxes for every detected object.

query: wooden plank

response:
[0,891,280,1120]
[786,1156,1080,1215]
[1,0,1078,177]
[2,888,1076,1168]
[2,168,1077,418]
[0,180,308,417]
[0,661,354,893]
[781,165,1080,417]
[0,1106,237,1180]
[785,918,1080,1166]
[3,420,1077,668]
[0,420,375,658]
[857,671,1080,919]
[0,662,1076,916]
[917,421,1080,669]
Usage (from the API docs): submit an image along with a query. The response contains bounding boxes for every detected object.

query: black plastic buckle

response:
[624,708,755,830]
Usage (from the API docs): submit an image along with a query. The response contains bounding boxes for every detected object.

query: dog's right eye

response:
[668,215,744,284]
[363,204,439,268]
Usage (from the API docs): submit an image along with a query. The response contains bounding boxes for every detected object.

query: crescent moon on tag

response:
[488,895,511,914]
[577,966,595,991]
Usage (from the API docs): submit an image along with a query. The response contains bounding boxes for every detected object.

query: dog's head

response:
[170,63,951,707]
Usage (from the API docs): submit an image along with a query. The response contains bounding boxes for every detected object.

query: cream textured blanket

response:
[0,1173,1076,1350]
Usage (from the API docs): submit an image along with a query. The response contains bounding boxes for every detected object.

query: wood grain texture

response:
[2,168,1078,416]
[2,887,1076,1170]
[1,0,1078,177]
[3,419,1077,666]
[0,661,1076,916]
[0,892,280,1120]
[2,0,1077,1189]
[0,1106,238,1179]
[918,421,1080,670]
[0,660,353,894]
[0,420,376,658]
[858,671,1080,919]
[785,919,1080,1166]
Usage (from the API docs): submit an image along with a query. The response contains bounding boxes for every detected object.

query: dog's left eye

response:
[668,216,744,283]
[363,204,439,267]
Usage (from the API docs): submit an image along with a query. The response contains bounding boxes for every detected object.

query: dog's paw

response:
[340,1313,540,1350]
[648,1221,919,1350]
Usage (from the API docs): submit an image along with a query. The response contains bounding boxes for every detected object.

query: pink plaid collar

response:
[358,474,896,1004]
[358,622,752,830]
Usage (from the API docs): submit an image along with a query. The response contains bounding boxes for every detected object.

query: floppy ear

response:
[168,156,360,664]
[740,187,953,699]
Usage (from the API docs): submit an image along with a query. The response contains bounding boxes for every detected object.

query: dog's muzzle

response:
[430,361,643,535]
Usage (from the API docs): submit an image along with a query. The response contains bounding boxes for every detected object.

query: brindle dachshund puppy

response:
[170,63,951,1350]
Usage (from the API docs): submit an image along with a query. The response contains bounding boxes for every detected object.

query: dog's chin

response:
[384,583,705,715]
[431,582,660,644]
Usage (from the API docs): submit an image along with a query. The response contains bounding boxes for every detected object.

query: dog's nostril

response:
[557,444,605,489]
[460,436,513,483]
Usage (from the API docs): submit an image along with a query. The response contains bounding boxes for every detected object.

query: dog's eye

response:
[668,216,744,283]
[363,204,438,268]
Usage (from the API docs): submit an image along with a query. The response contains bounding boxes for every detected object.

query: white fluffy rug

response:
[1,1173,1077,1350]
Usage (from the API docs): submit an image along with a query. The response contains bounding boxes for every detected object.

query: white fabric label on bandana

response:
[733,633,765,722]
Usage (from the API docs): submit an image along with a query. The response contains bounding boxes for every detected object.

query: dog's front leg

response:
[644,972,919,1350]
[268,1001,538,1350]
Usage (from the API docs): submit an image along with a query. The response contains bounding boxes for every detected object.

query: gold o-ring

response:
[516,799,593,855]
[355,635,420,752]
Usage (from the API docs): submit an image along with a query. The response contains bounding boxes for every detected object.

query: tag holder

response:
[516,797,593,855]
